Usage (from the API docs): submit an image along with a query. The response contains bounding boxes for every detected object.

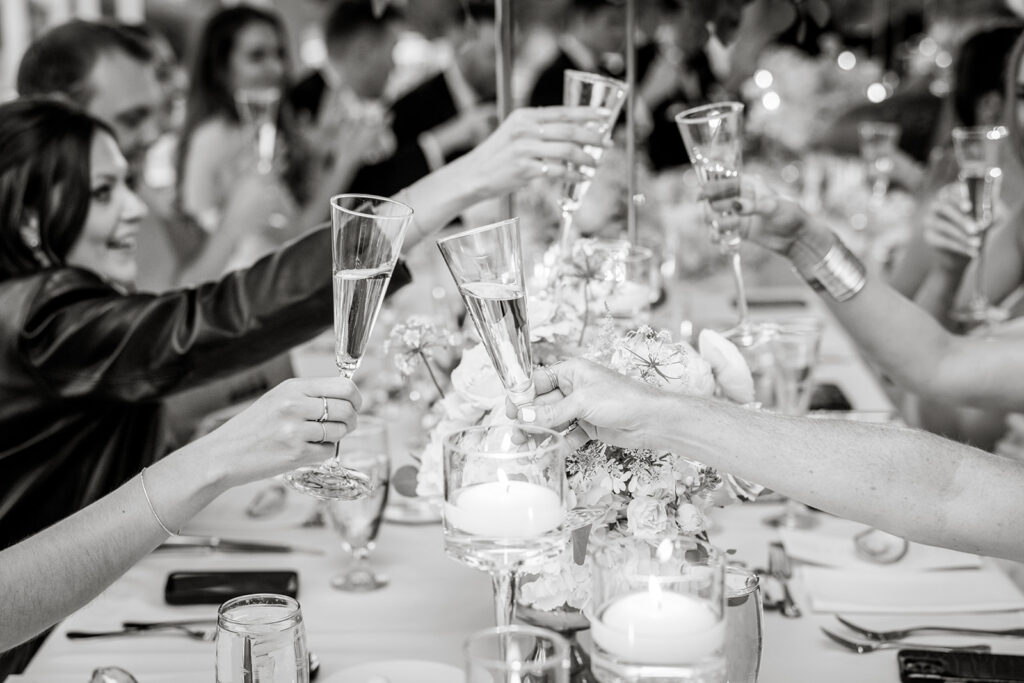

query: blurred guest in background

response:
[528,0,626,107]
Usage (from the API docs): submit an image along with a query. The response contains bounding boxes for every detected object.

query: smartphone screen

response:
[165,570,299,605]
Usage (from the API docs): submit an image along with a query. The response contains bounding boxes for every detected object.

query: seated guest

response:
[0,96,604,554]
[0,375,359,654]
[528,0,626,108]
[177,5,374,282]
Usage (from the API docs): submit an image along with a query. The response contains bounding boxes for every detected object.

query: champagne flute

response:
[324,417,390,591]
[443,424,568,628]
[858,121,901,207]
[676,102,761,348]
[557,70,629,255]
[286,194,412,500]
[950,125,1008,328]
[437,218,535,406]
[235,87,281,175]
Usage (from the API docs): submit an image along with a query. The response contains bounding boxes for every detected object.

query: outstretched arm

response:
[515,359,1024,562]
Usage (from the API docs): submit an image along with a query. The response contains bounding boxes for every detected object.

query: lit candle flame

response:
[648,575,663,611]
[656,538,673,563]
[497,468,510,493]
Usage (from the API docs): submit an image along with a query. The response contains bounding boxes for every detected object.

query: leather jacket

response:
[0,225,410,549]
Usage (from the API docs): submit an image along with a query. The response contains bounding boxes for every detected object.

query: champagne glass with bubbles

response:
[286,194,412,500]
[950,125,1008,328]
[676,102,761,347]
[438,218,536,407]
[557,70,629,255]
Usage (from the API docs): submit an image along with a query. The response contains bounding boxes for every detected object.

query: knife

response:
[155,535,323,555]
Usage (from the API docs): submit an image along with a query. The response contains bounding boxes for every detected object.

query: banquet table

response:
[17,243,1024,683]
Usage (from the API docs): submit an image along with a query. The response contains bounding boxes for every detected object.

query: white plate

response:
[323,660,464,683]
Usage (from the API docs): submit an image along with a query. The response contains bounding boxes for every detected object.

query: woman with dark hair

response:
[176,5,373,283]
[0,94,610,556]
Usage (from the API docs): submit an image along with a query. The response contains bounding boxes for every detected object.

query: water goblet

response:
[465,625,571,683]
[950,125,1009,328]
[443,424,568,628]
[438,217,535,407]
[286,194,412,501]
[568,240,657,330]
[763,317,824,530]
[558,70,629,255]
[586,535,726,683]
[216,593,309,683]
[324,417,391,592]
[857,121,901,206]
[725,567,764,683]
[676,102,760,348]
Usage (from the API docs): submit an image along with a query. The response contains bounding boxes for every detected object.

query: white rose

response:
[625,496,670,540]
[450,344,505,410]
[676,502,706,535]
[698,328,755,404]
[415,431,445,498]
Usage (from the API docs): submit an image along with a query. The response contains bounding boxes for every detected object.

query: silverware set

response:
[824,616,1024,654]
[67,620,218,642]
[767,542,801,618]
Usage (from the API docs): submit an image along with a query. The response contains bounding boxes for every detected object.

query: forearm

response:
[397,158,487,250]
[649,395,1024,561]
[300,156,363,229]
[0,446,226,652]
[913,267,967,330]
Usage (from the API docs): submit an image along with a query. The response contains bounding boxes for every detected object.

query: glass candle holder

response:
[585,535,725,683]
[725,567,764,683]
[216,593,308,683]
[464,625,571,683]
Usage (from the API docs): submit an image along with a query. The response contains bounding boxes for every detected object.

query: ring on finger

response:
[316,395,329,423]
[315,421,328,444]
[542,364,557,389]
[540,161,550,176]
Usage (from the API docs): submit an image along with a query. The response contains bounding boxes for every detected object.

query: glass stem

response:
[491,569,518,627]
[558,206,577,256]
[972,230,990,311]
[730,247,750,332]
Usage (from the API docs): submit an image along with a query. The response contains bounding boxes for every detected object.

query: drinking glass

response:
[569,239,657,327]
[324,417,390,591]
[586,535,726,683]
[950,125,1008,327]
[235,87,281,175]
[725,567,763,683]
[857,121,901,205]
[465,625,571,683]
[216,593,309,683]
[763,318,824,530]
[286,194,412,500]
[558,70,629,255]
[443,424,568,628]
[676,102,759,348]
[437,218,535,406]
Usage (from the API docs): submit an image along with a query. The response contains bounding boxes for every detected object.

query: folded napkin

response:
[801,566,1024,614]
[780,528,982,572]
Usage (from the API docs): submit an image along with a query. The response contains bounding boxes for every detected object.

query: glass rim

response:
[951,125,1008,141]
[436,217,519,247]
[234,85,282,100]
[463,624,571,671]
[217,593,301,627]
[590,534,724,573]
[725,565,760,598]
[330,193,414,220]
[675,101,744,125]
[857,120,901,135]
[442,423,565,458]
[563,68,628,91]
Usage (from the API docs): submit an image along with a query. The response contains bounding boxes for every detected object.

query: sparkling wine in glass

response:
[951,125,1008,328]
[324,417,390,591]
[557,70,628,255]
[286,194,412,500]
[235,86,281,175]
[443,424,568,628]
[438,218,535,406]
[676,102,760,348]
[858,121,901,206]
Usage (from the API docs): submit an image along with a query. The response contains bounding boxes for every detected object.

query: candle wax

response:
[591,591,725,666]
[445,480,563,538]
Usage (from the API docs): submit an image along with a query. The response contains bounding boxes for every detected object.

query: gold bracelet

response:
[140,467,177,536]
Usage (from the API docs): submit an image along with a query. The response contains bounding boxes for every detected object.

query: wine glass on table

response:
[324,416,391,591]
[285,194,412,500]
[437,217,536,407]
[557,71,629,256]
[950,125,1008,329]
[676,102,762,348]
[443,424,568,628]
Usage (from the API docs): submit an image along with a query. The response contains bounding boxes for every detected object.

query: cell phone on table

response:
[165,570,298,605]
[808,382,852,412]
[899,649,1024,683]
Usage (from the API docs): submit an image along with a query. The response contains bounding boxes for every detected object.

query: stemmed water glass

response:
[324,416,391,591]
[437,217,536,406]
[557,70,629,255]
[286,194,412,500]
[950,125,1008,328]
[235,87,281,175]
[676,102,760,348]
[443,424,568,628]
[857,121,901,207]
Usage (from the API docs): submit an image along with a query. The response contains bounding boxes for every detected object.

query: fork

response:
[768,542,801,618]
[836,615,1024,641]
[67,625,217,642]
[821,628,991,654]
